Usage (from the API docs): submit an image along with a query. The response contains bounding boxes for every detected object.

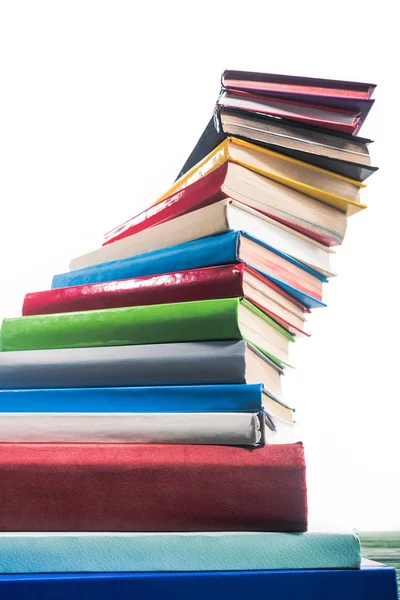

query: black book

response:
[176,106,377,182]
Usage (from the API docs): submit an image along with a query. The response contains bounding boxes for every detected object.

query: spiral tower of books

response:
[0,71,396,600]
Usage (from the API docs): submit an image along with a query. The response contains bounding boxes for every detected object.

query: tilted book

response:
[0,442,307,532]
[175,106,377,182]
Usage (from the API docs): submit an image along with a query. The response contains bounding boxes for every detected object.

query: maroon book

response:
[0,442,307,532]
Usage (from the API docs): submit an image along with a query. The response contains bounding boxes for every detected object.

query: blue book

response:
[52,231,326,309]
[0,561,397,600]
[0,384,262,412]
[0,532,360,573]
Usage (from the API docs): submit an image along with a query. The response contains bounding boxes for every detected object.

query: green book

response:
[0,298,294,366]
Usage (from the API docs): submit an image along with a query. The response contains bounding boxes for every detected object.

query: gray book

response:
[0,340,282,392]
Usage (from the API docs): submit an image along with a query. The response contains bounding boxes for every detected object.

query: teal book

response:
[0,532,361,573]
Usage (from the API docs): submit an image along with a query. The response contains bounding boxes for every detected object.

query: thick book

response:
[0,341,286,400]
[217,89,362,134]
[0,442,307,532]
[0,340,284,394]
[76,200,333,282]
[102,165,342,253]
[0,562,397,600]
[0,532,361,572]
[175,107,377,182]
[0,297,295,367]
[24,264,310,337]
[53,231,324,309]
[0,412,273,446]
[146,136,366,214]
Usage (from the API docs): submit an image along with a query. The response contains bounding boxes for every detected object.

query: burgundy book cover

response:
[0,443,307,532]
[22,264,244,316]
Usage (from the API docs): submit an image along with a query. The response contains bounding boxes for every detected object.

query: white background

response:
[0,1,398,530]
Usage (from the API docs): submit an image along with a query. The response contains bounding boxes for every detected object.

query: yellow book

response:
[152,137,367,215]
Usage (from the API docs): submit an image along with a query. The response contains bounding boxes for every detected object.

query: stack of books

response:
[0,71,397,600]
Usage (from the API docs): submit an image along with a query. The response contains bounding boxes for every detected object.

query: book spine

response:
[0,443,307,531]
[23,264,245,316]
[0,298,241,352]
[51,231,241,289]
[69,200,233,272]
[0,341,247,389]
[0,384,263,413]
[0,412,264,446]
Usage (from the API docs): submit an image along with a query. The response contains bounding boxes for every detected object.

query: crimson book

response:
[0,443,307,532]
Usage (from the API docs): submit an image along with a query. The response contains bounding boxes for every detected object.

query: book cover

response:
[0,532,361,573]
[0,384,263,413]
[0,442,307,532]
[175,107,377,182]
[0,341,249,389]
[23,264,244,316]
[0,563,397,600]
[0,412,266,446]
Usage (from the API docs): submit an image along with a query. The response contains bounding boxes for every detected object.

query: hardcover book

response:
[175,106,377,182]
[0,442,307,532]
[0,297,295,367]
[0,340,283,393]
[0,531,361,573]
[0,562,397,600]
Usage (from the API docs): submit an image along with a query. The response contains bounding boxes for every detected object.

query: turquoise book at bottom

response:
[0,532,360,573]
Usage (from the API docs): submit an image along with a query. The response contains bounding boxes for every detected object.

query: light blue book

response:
[0,532,361,573]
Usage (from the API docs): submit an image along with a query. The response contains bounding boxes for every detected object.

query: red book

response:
[0,443,307,532]
[22,264,310,337]
[102,162,344,249]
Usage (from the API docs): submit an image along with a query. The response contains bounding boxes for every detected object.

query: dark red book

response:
[0,443,307,532]
[22,263,309,337]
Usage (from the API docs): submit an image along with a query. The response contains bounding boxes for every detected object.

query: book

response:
[0,562,395,600]
[221,70,376,106]
[0,384,265,413]
[217,89,361,134]
[0,297,295,367]
[102,164,343,252]
[149,137,366,213]
[0,442,307,531]
[25,264,310,337]
[175,107,377,182]
[0,532,361,572]
[0,339,284,392]
[52,231,324,309]
[0,380,297,426]
[0,412,275,446]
